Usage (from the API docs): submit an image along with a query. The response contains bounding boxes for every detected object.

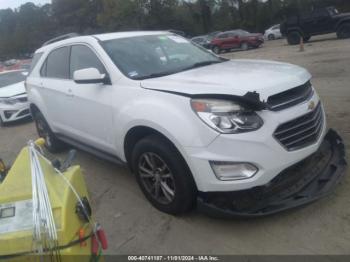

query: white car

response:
[26,31,346,217]
[264,24,282,40]
[0,70,31,126]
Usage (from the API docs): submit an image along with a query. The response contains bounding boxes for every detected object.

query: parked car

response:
[211,29,264,54]
[191,35,212,49]
[0,70,30,126]
[264,24,282,40]
[280,6,350,45]
[27,31,346,217]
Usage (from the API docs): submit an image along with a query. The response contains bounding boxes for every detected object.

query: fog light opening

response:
[210,161,258,181]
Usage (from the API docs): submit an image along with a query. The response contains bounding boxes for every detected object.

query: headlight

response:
[0,97,21,105]
[191,99,263,134]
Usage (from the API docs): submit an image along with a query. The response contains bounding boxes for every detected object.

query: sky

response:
[0,0,51,10]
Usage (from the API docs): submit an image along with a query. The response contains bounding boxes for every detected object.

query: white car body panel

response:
[141,59,311,101]
[0,79,30,123]
[27,32,325,193]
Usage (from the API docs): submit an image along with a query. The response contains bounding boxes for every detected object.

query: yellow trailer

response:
[0,140,106,261]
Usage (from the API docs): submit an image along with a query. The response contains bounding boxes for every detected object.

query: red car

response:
[211,30,264,54]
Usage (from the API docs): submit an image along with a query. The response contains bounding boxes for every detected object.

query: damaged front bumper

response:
[197,129,347,218]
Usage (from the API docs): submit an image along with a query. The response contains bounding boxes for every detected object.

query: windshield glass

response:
[101,34,224,80]
[0,71,26,88]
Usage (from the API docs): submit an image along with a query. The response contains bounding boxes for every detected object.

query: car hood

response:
[141,60,311,101]
[334,12,350,19]
[0,81,26,98]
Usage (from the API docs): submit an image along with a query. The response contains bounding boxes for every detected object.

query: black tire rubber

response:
[303,36,311,42]
[212,46,221,54]
[131,135,197,215]
[287,31,301,45]
[337,23,350,39]
[241,42,249,51]
[0,116,4,127]
[33,111,67,153]
[268,34,275,40]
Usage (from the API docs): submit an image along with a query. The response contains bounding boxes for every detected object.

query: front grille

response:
[274,102,324,151]
[267,81,313,111]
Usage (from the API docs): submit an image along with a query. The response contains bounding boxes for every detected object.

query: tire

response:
[33,111,67,153]
[287,31,301,45]
[268,34,275,40]
[212,46,221,54]
[337,23,350,39]
[241,42,249,51]
[0,116,3,127]
[131,135,197,215]
[303,36,311,42]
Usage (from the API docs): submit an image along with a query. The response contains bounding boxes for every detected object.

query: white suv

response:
[26,31,346,217]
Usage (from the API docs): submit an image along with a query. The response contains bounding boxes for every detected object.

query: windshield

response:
[101,34,224,80]
[0,71,26,88]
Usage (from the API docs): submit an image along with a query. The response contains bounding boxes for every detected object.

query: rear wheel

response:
[337,23,350,39]
[0,116,4,127]
[212,46,221,54]
[268,34,275,40]
[287,31,301,45]
[34,111,67,153]
[241,42,249,51]
[131,135,197,215]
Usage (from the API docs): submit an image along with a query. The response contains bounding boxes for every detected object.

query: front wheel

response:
[337,23,350,39]
[287,31,301,45]
[34,111,67,153]
[268,34,275,40]
[131,135,197,215]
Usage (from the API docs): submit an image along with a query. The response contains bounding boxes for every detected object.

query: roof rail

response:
[42,33,80,47]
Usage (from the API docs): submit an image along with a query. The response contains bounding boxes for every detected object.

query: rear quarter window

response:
[29,52,43,74]
[46,46,70,79]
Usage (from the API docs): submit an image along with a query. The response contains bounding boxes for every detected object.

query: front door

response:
[64,44,115,153]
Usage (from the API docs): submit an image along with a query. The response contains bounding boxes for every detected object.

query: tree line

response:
[0,0,349,59]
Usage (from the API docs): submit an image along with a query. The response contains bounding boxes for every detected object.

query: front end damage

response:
[197,129,347,218]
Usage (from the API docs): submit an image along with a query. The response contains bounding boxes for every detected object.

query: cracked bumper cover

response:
[197,129,347,218]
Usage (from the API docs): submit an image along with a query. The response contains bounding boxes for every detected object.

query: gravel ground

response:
[0,34,349,255]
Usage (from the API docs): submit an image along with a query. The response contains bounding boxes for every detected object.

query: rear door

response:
[39,46,73,133]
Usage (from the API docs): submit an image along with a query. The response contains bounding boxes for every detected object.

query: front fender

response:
[113,90,219,160]
[28,87,52,127]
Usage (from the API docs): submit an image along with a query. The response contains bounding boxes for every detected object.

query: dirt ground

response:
[1,34,349,255]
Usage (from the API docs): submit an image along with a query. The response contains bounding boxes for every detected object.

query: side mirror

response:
[73,68,111,85]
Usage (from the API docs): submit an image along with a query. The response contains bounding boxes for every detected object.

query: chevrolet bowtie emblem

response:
[308,101,316,110]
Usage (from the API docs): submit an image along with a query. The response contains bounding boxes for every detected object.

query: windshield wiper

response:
[182,60,226,71]
[135,59,228,80]
[134,70,180,80]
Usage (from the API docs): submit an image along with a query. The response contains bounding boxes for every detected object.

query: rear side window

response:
[29,52,43,74]
[70,45,106,78]
[46,46,70,79]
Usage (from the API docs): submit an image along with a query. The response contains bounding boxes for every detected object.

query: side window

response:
[70,45,106,78]
[29,52,43,74]
[46,46,70,79]
[218,33,228,39]
[40,61,47,77]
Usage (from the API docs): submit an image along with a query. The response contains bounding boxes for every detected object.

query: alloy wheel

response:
[138,152,176,205]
